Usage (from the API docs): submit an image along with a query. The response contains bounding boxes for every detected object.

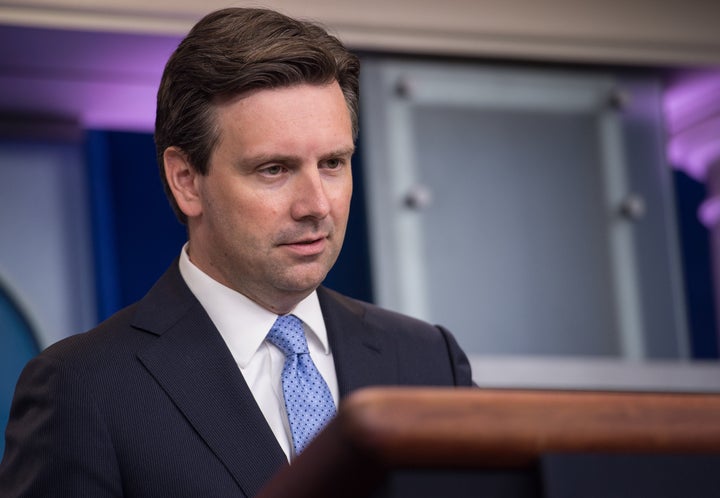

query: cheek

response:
[255,189,288,215]
[235,200,284,240]
[331,178,353,213]
[223,185,276,220]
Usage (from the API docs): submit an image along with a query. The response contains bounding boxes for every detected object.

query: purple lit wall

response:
[665,71,720,353]
[0,25,181,132]
[665,73,720,226]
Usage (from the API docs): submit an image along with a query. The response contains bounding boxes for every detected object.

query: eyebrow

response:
[321,146,356,159]
[239,146,356,169]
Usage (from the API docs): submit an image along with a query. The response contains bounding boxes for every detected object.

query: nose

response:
[290,168,331,221]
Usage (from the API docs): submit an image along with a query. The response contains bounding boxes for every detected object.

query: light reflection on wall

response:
[0,24,180,132]
[664,70,720,348]
[665,72,720,187]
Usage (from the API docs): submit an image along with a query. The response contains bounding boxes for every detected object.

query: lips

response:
[293,236,324,244]
[279,235,328,256]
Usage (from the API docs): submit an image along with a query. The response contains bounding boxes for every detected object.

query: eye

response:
[322,158,344,170]
[260,164,285,176]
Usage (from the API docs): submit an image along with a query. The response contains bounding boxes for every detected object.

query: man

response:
[0,7,472,497]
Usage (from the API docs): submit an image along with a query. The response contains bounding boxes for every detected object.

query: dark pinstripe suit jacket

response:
[0,261,472,497]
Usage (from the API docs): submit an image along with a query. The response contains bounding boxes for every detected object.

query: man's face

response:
[182,82,354,313]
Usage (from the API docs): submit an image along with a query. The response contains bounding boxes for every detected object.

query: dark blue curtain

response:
[673,170,718,358]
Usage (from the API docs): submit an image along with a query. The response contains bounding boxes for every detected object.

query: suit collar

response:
[132,262,287,497]
[317,286,398,397]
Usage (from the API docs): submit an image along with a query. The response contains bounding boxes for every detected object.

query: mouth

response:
[279,235,329,256]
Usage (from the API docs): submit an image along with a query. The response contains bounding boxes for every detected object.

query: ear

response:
[163,147,203,218]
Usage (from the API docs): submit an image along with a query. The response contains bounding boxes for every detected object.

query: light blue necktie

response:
[266,314,336,455]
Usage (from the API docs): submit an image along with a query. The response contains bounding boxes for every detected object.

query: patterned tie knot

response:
[266,314,309,357]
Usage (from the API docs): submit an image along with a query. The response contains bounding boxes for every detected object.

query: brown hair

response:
[155,7,360,223]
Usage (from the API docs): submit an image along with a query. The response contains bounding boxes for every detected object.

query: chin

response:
[280,270,329,294]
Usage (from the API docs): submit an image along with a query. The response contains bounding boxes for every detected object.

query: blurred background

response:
[2,0,720,456]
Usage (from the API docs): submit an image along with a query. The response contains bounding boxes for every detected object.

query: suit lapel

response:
[317,287,399,397]
[132,263,287,497]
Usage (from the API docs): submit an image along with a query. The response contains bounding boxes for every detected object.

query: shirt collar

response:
[178,243,330,368]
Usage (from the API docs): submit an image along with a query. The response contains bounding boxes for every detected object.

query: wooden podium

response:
[257,387,720,498]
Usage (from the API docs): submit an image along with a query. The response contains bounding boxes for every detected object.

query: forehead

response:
[211,82,354,156]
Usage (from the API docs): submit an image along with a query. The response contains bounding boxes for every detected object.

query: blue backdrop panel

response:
[0,281,40,459]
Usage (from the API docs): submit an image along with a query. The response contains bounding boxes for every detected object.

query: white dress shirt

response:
[178,244,339,461]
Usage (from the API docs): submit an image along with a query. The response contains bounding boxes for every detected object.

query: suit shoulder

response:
[319,287,473,386]
[319,287,445,341]
[39,302,142,370]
